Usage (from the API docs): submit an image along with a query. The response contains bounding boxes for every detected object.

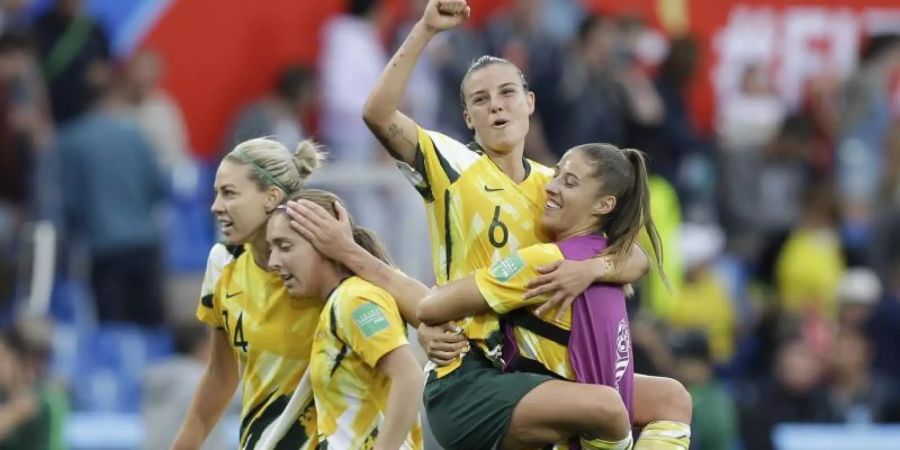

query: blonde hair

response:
[226,138,325,193]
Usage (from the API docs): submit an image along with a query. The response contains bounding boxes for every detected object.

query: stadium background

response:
[0,0,899,449]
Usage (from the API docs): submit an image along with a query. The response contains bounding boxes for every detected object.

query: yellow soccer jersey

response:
[310,276,423,450]
[474,243,574,379]
[196,243,322,449]
[397,127,553,376]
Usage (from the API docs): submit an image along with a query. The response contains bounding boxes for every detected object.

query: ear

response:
[463,110,473,130]
[264,186,284,211]
[593,194,617,216]
[526,91,536,115]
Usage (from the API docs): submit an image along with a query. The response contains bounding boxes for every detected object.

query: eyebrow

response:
[468,82,521,100]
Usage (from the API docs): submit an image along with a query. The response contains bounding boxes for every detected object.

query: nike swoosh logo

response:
[484,186,503,192]
[225,291,243,298]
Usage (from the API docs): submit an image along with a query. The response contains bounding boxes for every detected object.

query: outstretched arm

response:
[362,0,470,165]
[286,200,428,327]
[417,276,488,325]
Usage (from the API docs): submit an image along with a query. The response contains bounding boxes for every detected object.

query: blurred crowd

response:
[0,0,898,449]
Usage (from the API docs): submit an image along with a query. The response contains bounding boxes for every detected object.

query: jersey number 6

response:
[489,205,509,248]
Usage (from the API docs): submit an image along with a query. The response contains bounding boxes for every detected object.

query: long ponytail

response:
[575,144,667,286]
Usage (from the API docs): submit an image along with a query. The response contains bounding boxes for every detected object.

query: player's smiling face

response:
[540,149,612,240]
[266,213,327,298]
[462,63,534,155]
[211,159,276,245]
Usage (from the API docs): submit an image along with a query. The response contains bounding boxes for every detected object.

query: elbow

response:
[362,97,386,129]
[416,294,440,325]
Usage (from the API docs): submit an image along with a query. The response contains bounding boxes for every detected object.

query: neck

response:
[317,266,348,301]
[248,231,269,270]
[555,219,600,242]
[480,139,527,182]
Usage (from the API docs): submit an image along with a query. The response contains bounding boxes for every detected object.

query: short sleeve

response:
[336,291,409,368]
[196,244,232,327]
[396,127,481,203]
[474,243,565,314]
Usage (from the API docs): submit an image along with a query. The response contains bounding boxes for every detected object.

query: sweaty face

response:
[266,214,327,298]
[541,150,609,239]
[462,64,534,154]
[211,159,273,245]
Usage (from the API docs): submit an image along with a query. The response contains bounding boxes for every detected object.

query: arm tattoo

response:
[388,122,416,147]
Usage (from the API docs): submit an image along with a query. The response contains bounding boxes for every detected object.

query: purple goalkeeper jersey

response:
[558,234,634,420]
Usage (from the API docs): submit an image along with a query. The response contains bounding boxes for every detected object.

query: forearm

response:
[171,333,239,450]
[594,244,649,284]
[338,244,427,327]
[375,370,425,450]
[363,21,435,124]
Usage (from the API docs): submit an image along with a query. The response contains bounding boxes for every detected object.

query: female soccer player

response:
[357,0,691,448]
[267,189,425,450]
[172,137,429,450]
[170,138,326,450]
[417,144,661,450]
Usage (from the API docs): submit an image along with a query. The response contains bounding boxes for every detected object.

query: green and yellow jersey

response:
[310,276,423,450]
[474,243,573,379]
[197,243,321,449]
[399,127,553,377]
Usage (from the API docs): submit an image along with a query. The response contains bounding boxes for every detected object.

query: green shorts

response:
[423,350,555,450]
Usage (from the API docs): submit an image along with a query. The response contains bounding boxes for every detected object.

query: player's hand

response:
[421,0,470,33]
[416,322,468,366]
[286,199,355,262]
[527,259,594,321]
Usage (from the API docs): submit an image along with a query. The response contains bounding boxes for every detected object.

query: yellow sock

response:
[633,421,691,450]
[580,434,633,450]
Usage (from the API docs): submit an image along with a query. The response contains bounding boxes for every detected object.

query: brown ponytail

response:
[574,144,667,285]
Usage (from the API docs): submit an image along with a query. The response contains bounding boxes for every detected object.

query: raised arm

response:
[362,0,469,165]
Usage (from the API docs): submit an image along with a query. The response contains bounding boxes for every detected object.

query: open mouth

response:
[218,219,234,233]
[492,118,510,129]
[279,272,295,282]
[545,198,561,210]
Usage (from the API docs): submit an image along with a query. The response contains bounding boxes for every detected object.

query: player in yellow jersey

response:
[170,138,327,450]
[418,144,690,450]
[353,0,693,448]
[267,189,425,450]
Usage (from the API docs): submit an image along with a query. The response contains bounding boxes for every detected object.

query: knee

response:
[657,378,693,424]
[579,386,631,440]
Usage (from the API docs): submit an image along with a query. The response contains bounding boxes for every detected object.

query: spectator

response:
[835,268,882,332]
[0,0,31,35]
[122,49,190,174]
[667,224,737,364]
[56,60,165,325]
[0,323,64,450]
[868,257,900,380]
[225,64,316,154]
[672,331,739,450]
[774,182,845,318]
[738,334,832,450]
[826,330,900,423]
[33,0,110,123]
[319,0,387,162]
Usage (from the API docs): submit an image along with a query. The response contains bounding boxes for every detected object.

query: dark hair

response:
[348,0,379,18]
[0,32,31,55]
[276,64,315,101]
[861,33,900,65]
[571,143,666,283]
[277,189,393,267]
[458,55,530,110]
